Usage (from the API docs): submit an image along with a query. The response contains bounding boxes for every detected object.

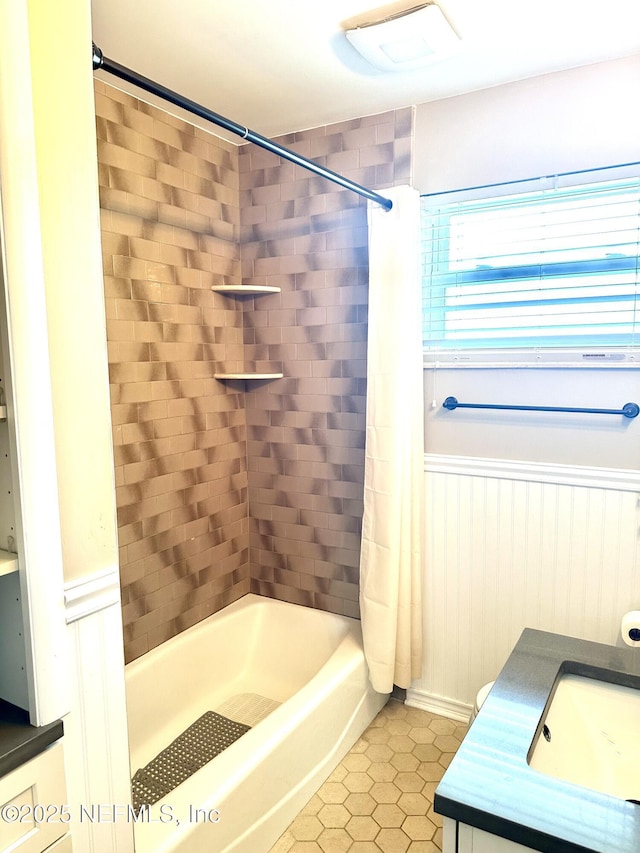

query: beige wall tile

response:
[97,82,248,661]
[97,81,413,660]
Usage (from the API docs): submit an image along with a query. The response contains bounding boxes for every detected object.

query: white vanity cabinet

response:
[0,743,70,853]
[444,818,538,852]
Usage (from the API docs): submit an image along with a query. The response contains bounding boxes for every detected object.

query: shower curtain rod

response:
[91,44,393,211]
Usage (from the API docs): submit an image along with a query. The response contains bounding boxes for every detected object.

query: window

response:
[421,165,640,365]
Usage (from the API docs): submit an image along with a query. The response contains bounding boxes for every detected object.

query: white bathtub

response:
[125,593,388,853]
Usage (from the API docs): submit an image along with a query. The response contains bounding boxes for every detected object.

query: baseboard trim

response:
[406,687,472,724]
[64,565,121,624]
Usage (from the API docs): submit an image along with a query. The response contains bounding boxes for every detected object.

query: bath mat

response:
[131,711,250,810]
[216,692,281,727]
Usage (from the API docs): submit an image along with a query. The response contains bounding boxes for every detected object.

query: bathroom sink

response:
[528,672,640,801]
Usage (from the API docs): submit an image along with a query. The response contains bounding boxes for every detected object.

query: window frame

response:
[421,163,640,369]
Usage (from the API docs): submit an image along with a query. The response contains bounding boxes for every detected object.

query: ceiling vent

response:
[345,3,461,71]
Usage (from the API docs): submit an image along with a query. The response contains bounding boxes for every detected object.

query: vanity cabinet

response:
[444,818,535,852]
[0,742,70,853]
[436,630,640,853]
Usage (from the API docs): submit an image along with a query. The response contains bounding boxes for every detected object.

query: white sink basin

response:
[528,673,640,801]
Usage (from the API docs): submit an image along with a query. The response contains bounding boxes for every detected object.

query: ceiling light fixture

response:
[345,3,460,72]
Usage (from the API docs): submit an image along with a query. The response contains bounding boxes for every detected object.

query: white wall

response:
[414,54,640,194]
[409,56,640,716]
[27,0,119,585]
[423,367,640,469]
[416,54,640,467]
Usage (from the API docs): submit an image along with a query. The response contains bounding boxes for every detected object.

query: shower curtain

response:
[359,184,424,694]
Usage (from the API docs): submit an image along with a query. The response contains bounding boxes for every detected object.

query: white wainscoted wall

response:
[64,567,134,853]
[408,455,640,720]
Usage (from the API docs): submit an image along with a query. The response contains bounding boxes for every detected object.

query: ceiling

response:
[91,0,640,141]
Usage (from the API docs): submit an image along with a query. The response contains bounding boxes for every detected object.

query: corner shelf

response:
[212,285,283,381]
[0,406,6,421]
[214,372,283,380]
[0,549,18,577]
[211,285,281,295]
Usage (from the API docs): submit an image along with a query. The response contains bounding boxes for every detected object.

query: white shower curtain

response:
[359,184,424,694]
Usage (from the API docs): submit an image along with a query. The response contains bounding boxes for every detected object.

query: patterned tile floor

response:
[270,699,468,853]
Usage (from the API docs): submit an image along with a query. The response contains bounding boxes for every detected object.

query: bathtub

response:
[125,593,388,853]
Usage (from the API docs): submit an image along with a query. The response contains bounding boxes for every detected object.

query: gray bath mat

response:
[131,711,250,810]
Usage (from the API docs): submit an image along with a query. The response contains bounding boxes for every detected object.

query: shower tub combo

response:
[125,593,388,852]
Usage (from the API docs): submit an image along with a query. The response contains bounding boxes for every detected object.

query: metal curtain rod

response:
[91,44,393,211]
[442,397,640,419]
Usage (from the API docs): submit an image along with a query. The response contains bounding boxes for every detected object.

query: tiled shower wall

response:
[240,111,413,616]
[95,81,249,662]
[96,78,413,661]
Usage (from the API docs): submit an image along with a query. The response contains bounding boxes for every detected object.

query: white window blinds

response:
[421,165,640,363]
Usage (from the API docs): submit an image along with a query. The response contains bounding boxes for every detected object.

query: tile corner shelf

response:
[211,285,281,295]
[212,286,283,380]
[0,549,18,577]
[214,373,283,380]
[0,405,7,420]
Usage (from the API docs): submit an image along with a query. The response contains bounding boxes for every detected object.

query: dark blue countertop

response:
[0,699,63,779]
[434,629,640,852]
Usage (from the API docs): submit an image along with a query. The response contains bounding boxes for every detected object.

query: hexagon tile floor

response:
[270,699,468,853]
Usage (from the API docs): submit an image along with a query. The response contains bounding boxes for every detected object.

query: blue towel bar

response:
[442,397,640,419]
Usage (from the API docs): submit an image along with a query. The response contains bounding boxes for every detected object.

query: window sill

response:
[423,350,640,369]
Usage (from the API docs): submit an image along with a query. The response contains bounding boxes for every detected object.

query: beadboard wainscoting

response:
[64,567,134,853]
[407,455,640,720]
